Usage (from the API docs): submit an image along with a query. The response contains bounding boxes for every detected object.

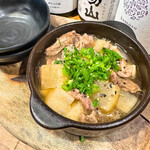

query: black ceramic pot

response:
[27,21,150,137]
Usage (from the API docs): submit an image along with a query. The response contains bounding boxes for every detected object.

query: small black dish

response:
[27,21,150,137]
[0,46,32,64]
[0,24,51,64]
[0,0,50,55]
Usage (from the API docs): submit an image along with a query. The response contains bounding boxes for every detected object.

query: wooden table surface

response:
[0,123,34,150]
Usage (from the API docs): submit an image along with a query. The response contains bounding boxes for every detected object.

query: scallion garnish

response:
[55,46,122,96]
[80,136,85,142]
[54,60,63,64]
[93,99,99,107]
[58,39,61,46]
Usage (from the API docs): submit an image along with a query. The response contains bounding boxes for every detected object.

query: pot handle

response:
[30,93,72,129]
[102,21,137,40]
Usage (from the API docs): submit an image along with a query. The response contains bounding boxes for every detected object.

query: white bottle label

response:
[45,0,77,14]
[115,0,150,53]
[78,0,120,21]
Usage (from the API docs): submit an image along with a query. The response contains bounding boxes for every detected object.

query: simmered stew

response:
[39,30,141,123]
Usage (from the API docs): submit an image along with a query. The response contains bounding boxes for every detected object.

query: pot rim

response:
[27,21,150,130]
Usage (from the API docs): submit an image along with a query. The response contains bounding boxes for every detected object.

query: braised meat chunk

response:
[80,110,98,123]
[68,89,94,112]
[46,30,80,56]
[110,70,118,84]
[110,71,141,93]
[68,89,99,123]
[46,31,94,56]
[117,59,136,78]
[117,78,141,93]
[75,33,94,50]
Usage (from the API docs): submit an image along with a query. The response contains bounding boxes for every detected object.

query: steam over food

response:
[39,30,142,123]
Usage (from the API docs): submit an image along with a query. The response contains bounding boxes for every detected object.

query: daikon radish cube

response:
[91,81,120,112]
[40,64,66,89]
[66,100,84,121]
[39,89,50,98]
[127,65,136,77]
[45,88,74,115]
[93,39,110,52]
[116,91,138,113]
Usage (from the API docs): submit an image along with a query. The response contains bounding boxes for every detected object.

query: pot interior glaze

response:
[27,22,150,137]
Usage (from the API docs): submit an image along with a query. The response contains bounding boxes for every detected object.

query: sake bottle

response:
[115,0,150,53]
[45,0,77,16]
[78,0,120,21]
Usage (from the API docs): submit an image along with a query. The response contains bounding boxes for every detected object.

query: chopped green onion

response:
[101,47,122,60]
[93,99,99,107]
[58,39,61,46]
[61,46,122,96]
[92,84,99,93]
[62,84,70,91]
[63,47,67,52]
[80,136,85,142]
[54,60,63,64]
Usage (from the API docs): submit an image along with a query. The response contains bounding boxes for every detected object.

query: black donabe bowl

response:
[27,22,150,137]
